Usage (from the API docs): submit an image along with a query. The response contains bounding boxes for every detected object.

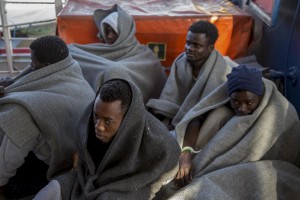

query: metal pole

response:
[5,1,55,4]
[0,0,14,74]
[4,19,56,28]
[54,0,63,16]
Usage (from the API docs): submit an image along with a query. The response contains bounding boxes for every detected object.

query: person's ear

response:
[208,44,214,52]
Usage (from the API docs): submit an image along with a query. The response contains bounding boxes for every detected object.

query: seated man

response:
[0,35,95,199]
[34,79,181,200]
[68,4,167,103]
[146,20,235,130]
[159,65,300,199]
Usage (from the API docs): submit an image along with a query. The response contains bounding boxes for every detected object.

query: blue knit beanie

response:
[227,65,263,96]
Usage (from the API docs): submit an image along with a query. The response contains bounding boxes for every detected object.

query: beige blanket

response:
[147,50,235,126]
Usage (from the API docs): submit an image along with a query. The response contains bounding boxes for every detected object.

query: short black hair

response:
[30,35,69,64]
[98,79,132,113]
[188,20,219,45]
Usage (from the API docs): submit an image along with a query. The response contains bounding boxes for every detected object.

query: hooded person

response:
[33,79,181,200]
[156,65,300,199]
[99,11,119,44]
[67,4,167,103]
[0,35,95,199]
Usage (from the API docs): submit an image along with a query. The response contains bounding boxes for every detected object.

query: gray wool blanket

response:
[169,160,300,200]
[68,4,166,103]
[0,55,95,179]
[56,79,181,200]
[169,78,300,199]
[146,50,234,126]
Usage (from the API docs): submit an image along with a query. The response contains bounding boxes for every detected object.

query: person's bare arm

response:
[183,117,203,148]
[174,116,205,189]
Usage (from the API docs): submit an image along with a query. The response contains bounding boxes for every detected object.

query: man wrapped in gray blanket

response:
[157,65,300,199]
[146,20,234,131]
[33,79,181,200]
[68,4,167,103]
[0,35,95,199]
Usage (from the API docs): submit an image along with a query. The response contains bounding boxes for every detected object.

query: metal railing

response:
[0,0,63,74]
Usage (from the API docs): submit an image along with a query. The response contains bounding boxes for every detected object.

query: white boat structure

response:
[0,0,64,75]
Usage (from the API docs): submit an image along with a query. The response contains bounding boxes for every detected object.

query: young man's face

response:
[185,31,214,64]
[230,90,261,116]
[103,23,118,45]
[93,96,125,143]
[30,50,47,70]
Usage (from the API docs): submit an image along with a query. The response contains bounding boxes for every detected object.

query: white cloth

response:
[100,11,119,42]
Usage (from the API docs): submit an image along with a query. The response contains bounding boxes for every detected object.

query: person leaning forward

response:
[33,79,181,200]
[146,20,236,131]
[0,35,95,199]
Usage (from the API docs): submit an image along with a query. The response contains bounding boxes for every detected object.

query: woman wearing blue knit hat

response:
[157,65,300,199]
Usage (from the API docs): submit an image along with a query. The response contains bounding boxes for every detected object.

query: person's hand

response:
[174,151,193,189]
[0,77,13,87]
